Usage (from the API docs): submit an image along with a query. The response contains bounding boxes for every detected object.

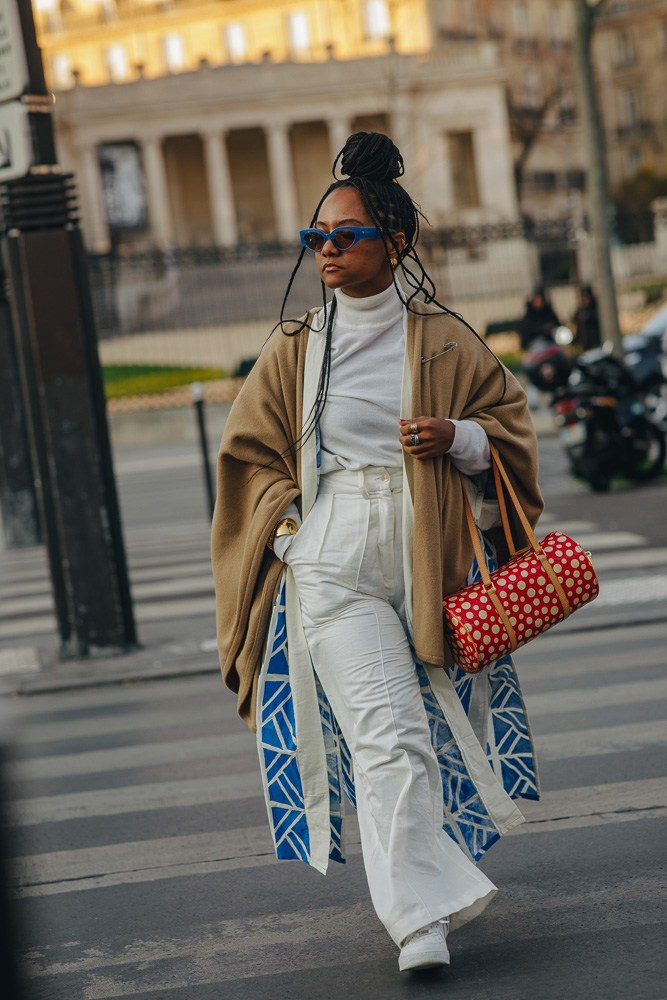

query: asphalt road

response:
[1,431,666,999]
[6,623,666,999]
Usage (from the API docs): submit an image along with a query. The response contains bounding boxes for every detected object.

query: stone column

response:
[327,115,352,164]
[427,128,454,223]
[77,143,110,253]
[265,123,300,242]
[140,136,173,248]
[202,130,238,247]
[651,197,667,269]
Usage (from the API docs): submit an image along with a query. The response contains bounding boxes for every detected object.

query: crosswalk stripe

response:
[535,719,666,759]
[589,547,667,572]
[0,596,217,639]
[515,641,666,677]
[11,675,664,773]
[573,531,648,551]
[11,778,665,899]
[524,675,667,715]
[9,732,253,780]
[15,698,233,744]
[8,716,664,827]
[7,666,661,751]
[7,772,264,826]
[18,881,664,995]
[0,560,213,601]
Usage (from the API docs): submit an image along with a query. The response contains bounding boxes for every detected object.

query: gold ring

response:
[410,421,419,434]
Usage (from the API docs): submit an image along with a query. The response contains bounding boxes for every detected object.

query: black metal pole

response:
[0,718,29,1000]
[0,263,41,547]
[191,383,215,520]
[0,0,137,655]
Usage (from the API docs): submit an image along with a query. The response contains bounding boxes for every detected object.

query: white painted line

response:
[574,531,648,551]
[525,675,667,716]
[10,732,253,781]
[6,771,264,827]
[11,779,665,901]
[0,595,216,639]
[535,719,667,759]
[0,647,41,675]
[15,698,233,744]
[590,548,667,572]
[595,573,667,608]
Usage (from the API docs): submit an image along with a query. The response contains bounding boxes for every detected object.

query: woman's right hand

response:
[273,532,297,563]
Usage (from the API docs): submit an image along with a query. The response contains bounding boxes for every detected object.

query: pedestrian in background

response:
[573,284,602,352]
[212,133,543,974]
[518,286,560,350]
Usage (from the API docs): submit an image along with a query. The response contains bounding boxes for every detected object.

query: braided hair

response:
[273,131,505,455]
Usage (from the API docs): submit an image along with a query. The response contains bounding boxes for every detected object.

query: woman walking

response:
[212,132,543,972]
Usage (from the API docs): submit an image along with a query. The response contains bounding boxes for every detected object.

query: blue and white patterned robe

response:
[255,307,540,875]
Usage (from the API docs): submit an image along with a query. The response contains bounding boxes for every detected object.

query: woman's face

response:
[312,186,405,298]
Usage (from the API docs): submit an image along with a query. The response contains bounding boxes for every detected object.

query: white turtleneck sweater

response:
[274,285,490,559]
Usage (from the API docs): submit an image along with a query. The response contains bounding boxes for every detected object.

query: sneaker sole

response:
[399,951,450,972]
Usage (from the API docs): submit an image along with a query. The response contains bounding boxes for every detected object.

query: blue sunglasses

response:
[300,226,395,253]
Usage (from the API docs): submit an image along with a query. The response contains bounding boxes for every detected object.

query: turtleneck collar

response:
[334,283,405,329]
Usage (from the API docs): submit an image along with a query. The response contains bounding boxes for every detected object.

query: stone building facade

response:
[52,39,518,251]
[33,0,667,250]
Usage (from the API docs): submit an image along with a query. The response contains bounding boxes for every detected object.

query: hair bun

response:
[338,131,404,182]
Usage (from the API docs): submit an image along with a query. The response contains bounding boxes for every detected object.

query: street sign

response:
[0,0,29,104]
[0,101,32,181]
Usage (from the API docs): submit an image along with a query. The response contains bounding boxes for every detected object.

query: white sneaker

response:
[398,917,450,972]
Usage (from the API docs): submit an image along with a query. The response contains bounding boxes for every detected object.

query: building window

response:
[224,22,247,63]
[565,170,586,190]
[620,88,640,128]
[524,70,540,110]
[105,44,129,82]
[514,2,528,38]
[532,171,557,190]
[627,148,643,174]
[162,33,186,72]
[287,11,311,58]
[448,131,480,208]
[51,52,74,89]
[548,4,561,44]
[363,0,391,40]
[615,31,635,67]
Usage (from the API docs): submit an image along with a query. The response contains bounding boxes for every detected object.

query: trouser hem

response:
[392,885,498,948]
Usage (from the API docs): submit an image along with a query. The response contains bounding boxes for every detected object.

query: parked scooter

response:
[622,327,667,433]
[523,328,666,492]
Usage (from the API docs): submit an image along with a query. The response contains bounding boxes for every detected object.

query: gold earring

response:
[390,257,398,268]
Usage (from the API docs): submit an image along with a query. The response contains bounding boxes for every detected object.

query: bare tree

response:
[509,87,562,200]
[572,0,623,353]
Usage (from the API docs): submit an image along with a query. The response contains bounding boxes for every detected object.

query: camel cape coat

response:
[213,300,542,727]
[212,299,543,876]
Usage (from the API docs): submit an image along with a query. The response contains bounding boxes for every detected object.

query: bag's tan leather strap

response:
[492,455,516,557]
[459,444,571,624]
[487,443,571,619]
[462,486,519,652]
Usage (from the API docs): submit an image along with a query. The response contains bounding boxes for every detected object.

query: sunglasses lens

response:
[304,231,325,251]
[334,229,356,250]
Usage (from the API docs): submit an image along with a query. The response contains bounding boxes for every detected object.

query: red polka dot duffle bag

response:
[443,443,599,674]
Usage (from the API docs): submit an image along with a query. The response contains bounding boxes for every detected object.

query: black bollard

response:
[191,382,215,521]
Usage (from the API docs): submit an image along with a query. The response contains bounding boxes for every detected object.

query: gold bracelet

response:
[267,517,299,552]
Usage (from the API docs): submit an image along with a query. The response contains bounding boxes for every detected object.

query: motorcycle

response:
[622,327,667,433]
[523,329,666,493]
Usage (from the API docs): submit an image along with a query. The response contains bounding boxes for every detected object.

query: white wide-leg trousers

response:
[284,466,496,947]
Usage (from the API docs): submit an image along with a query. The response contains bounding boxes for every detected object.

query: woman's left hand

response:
[399,417,455,460]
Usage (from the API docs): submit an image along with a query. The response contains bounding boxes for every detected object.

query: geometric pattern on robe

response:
[256,529,539,868]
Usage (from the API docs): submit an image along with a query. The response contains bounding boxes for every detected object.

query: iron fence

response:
[86,212,664,407]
